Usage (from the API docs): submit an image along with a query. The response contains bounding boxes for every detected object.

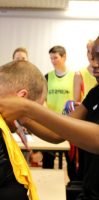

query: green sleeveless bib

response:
[47,70,74,113]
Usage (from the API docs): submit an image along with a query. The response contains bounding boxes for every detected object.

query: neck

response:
[55,69,67,77]
[55,65,66,72]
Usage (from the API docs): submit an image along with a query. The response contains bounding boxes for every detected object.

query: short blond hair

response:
[0,60,47,101]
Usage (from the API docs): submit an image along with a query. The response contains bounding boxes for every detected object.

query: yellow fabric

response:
[47,70,74,113]
[80,67,97,100]
[0,115,39,200]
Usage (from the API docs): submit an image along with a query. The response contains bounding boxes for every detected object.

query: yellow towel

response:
[0,114,39,200]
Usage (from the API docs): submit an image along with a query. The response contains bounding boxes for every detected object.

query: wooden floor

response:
[30,168,68,200]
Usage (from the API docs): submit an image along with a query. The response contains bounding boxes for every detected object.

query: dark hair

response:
[49,45,66,57]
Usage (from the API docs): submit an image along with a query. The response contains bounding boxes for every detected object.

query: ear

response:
[17,89,28,98]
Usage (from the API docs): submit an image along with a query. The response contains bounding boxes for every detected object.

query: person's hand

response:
[62,100,81,115]
[0,96,28,123]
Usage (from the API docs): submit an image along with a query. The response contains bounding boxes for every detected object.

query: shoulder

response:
[74,71,83,83]
[86,84,99,96]
[82,84,99,109]
[74,71,81,77]
[65,70,75,78]
[45,70,55,81]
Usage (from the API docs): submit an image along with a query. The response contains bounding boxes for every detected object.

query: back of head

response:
[0,60,47,101]
[49,45,66,56]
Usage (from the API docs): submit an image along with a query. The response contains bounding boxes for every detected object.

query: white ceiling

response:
[0,0,69,10]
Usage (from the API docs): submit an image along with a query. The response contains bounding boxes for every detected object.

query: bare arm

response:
[74,72,83,102]
[0,96,99,154]
[22,118,64,144]
[25,102,99,154]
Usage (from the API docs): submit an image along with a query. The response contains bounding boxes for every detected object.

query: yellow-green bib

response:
[80,68,97,100]
[47,70,74,113]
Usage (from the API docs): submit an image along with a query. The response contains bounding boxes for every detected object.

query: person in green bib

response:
[74,40,97,102]
[45,45,74,113]
[43,45,75,169]
[67,40,97,186]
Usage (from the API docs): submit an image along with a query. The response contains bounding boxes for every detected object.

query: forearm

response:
[0,96,99,154]
[25,100,99,154]
[22,118,64,144]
